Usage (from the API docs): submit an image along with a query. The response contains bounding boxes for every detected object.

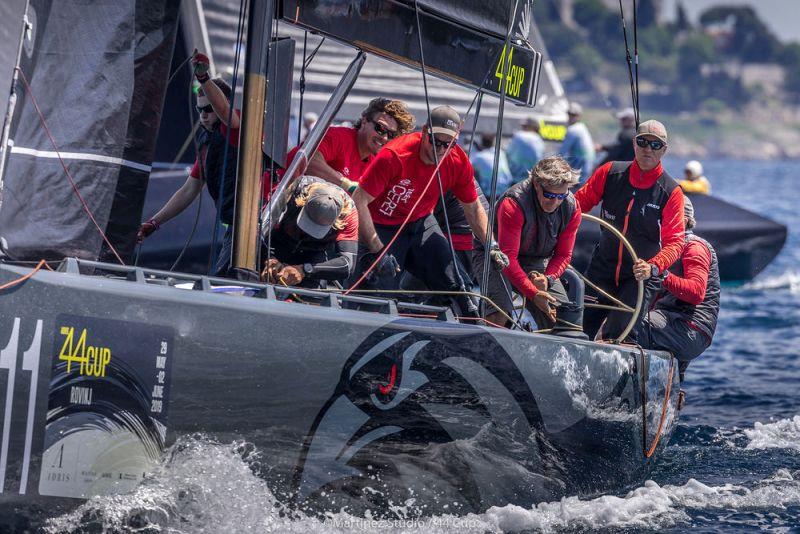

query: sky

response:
[661,0,800,44]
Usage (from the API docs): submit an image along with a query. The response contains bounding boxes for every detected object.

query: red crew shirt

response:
[335,210,360,242]
[265,126,371,200]
[663,237,711,305]
[574,160,685,272]
[496,197,582,299]
[190,114,241,180]
[359,132,478,226]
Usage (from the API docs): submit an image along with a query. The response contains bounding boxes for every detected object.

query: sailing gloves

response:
[488,242,509,271]
[375,253,401,278]
[136,219,159,243]
[191,51,211,84]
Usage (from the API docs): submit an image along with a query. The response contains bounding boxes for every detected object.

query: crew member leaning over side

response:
[269,97,415,197]
[574,119,685,342]
[642,197,719,381]
[476,156,582,330]
[261,177,358,288]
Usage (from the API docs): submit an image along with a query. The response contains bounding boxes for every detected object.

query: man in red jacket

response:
[353,106,507,317]
[476,156,582,329]
[574,119,685,342]
[642,197,720,380]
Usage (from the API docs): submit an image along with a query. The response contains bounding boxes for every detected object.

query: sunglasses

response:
[635,137,666,151]
[541,189,569,200]
[428,134,452,150]
[369,118,399,140]
[196,104,214,114]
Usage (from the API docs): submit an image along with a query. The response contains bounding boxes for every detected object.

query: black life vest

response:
[657,233,720,339]
[498,179,577,263]
[594,161,679,284]
[195,122,239,225]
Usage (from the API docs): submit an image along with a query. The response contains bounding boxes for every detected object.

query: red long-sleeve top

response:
[574,161,685,272]
[496,197,582,299]
[663,237,711,305]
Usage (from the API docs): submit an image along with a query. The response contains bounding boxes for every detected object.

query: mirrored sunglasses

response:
[541,189,569,200]
[429,134,451,150]
[369,118,399,140]
[635,137,666,151]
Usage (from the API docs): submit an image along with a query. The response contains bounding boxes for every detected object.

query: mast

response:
[231,0,276,272]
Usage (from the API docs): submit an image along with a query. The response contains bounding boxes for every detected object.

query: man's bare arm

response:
[307,151,351,188]
[201,78,240,129]
[461,199,491,245]
[352,188,383,253]
[150,177,204,226]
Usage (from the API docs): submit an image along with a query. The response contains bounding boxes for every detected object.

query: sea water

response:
[45,158,800,533]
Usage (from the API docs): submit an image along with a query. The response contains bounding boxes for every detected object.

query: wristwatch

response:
[650,263,660,278]
[303,263,314,275]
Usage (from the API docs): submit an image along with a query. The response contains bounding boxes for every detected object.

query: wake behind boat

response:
[0,0,681,529]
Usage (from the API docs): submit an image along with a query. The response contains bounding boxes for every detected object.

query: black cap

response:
[428,106,461,137]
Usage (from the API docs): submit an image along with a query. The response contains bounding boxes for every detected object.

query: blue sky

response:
[662,0,800,44]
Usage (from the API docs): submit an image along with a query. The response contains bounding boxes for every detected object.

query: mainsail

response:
[0,0,180,263]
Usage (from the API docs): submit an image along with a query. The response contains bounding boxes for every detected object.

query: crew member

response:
[470,132,513,195]
[642,197,719,380]
[679,160,711,195]
[575,119,685,342]
[476,156,582,329]
[559,102,596,183]
[138,51,240,276]
[595,107,636,167]
[353,106,507,317]
[507,117,545,183]
[261,176,358,287]
[273,97,415,196]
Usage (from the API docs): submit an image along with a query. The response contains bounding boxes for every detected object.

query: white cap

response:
[685,160,703,178]
[567,102,583,115]
[616,107,635,120]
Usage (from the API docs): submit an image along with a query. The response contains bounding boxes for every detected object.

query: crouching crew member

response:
[575,119,685,342]
[261,177,358,287]
[353,106,507,317]
[477,156,582,329]
[642,197,719,380]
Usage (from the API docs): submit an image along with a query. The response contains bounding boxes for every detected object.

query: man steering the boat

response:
[137,51,240,276]
[575,119,685,343]
[260,176,358,288]
[273,97,415,196]
[475,156,582,330]
[641,197,719,381]
[352,106,508,318]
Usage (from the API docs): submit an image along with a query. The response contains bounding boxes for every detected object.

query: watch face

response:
[304,263,313,274]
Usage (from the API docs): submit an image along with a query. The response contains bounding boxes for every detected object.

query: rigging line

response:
[632,0,640,124]
[303,37,326,70]
[412,1,471,308]
[617,0,639,127]
[209,0,247,274]
[166,54,194,87]
[0,259,46,291]
[465,92,483,158]
[13,67,125,266]
[297,31,308,148]
[479,0,519,307]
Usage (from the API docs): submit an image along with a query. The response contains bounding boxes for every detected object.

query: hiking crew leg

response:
[213,226,234,277]
[600,275,661,343]
[642,309,711,361]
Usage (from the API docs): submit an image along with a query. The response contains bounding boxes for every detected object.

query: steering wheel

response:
[572,213,644,344]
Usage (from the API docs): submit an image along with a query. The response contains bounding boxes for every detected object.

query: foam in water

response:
[744,415,800,450]
[44,434,800,533]
[743,270,800,293]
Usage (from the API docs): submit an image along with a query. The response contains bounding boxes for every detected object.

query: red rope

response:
[14,67,125,265]
[644,357,676,458]
[345,134,461,295]
[0,260,46,291]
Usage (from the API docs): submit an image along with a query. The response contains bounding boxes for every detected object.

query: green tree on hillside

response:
[699,7,780,62]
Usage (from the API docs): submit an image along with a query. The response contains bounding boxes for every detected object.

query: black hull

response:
[0,260,679,526]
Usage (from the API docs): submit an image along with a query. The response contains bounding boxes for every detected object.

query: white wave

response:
[44,436,800,534]
[743,270,800,293]
[744,415,800,450]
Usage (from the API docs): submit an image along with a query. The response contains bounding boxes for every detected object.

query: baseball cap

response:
[296,184,345,239]
[567,102,583,115]
[428,106,461,138]
[636,119,668,144]
[616,107,635,120]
